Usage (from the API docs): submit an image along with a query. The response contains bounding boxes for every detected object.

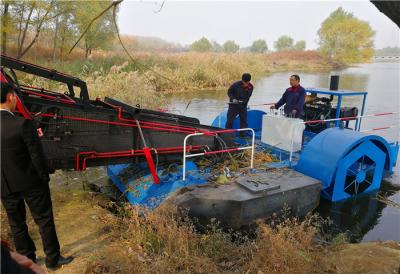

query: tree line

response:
[189,7,375,64]
[374,47,400,57]
[189,37,306,53]
[0,2,376,65]
[1,0,115,60]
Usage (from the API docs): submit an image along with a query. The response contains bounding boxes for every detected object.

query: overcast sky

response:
[117,0,399,50]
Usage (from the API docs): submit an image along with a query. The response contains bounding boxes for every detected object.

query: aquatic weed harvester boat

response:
[1,55,398,228]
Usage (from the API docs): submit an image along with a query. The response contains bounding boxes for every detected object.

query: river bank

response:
[1,170,399,274]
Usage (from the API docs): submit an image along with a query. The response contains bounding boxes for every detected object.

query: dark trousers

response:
[225,103,248,129]
[1,183,60,265]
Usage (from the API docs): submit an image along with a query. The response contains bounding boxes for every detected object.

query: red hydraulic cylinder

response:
[143,147,160,184]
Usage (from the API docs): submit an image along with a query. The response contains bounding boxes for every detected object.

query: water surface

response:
[167,62,400,242]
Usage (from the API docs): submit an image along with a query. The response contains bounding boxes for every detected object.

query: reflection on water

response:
[168,62,399,142]
[317,180,400,242]
[168,62,400,242]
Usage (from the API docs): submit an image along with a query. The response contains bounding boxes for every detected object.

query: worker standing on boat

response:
[271,74,306,118]
[0,83,73,270]
[226,73,253,130]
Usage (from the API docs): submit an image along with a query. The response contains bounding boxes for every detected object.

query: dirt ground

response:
[1,170,116,273]
[1,170,400,274]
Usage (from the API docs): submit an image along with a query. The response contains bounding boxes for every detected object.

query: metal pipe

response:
[329,75,340,91]
[335,95,342,127]
[135,120,147,147]
[358,94,367,131]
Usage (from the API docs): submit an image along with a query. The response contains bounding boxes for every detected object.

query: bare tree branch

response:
[68,0,172,82]
[1,2,9,53]
[17,4,26,53]
[19,1,56,59]
[111,3,172,82]
[68,0,123,54]
[18,4,34,57]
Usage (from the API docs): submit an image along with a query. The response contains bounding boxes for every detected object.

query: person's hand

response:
[291,109,297,115]
[270,105,276,110]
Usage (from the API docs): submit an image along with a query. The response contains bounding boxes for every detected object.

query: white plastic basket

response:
[261,115,305,152]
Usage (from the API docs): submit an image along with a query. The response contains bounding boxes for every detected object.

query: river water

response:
[167,62,400,242]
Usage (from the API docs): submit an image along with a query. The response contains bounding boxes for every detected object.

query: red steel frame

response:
[1,58,238,184]
[10,87,247,183]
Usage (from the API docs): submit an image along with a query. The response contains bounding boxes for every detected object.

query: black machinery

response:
[0,55,234,179]
[303,76,359,133]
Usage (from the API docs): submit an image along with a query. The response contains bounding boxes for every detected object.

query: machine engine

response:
[304,95,358,133]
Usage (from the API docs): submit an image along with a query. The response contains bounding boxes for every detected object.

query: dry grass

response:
[376,191,400,209]
[15,50,335,111]
[85,62,167,109]
[1,181,323,274]
[265,50,341,71]
[120,51,338,93]
[82,203,333,274]
[11,47,337,98]
[143,52,271,92]
[16,61,166,110]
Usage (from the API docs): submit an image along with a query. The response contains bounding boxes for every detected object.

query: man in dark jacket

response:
[1,83,73,270]
[271,74,306,118]
[226,73,253,129]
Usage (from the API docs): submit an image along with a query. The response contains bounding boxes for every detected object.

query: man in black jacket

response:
[226,73,253,129]
[270,74,306,118]
[1,83,73,270]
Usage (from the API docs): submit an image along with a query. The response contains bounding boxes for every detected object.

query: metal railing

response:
[182,128,255,181]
